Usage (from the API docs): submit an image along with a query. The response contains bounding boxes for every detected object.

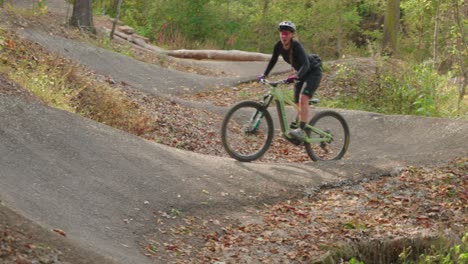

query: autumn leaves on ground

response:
[144,158,467,263]
[0,8,467,264]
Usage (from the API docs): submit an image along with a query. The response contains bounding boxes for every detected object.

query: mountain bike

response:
[221,78,350,162]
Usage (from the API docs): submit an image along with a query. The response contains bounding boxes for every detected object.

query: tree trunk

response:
[452,0,467,108]
[433,0,441,66]
[336,1,343,58]
[381,0,400,56]
[70,0,96,34]
[110,0,123,40]
[254,0,271,51]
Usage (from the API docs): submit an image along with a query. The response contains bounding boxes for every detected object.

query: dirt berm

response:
[0,4,467,264]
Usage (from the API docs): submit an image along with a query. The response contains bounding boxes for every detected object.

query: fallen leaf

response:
[53,228,66,237]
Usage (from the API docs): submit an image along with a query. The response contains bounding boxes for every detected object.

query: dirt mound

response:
[0,2,467,264]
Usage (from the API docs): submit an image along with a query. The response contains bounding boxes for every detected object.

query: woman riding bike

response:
[257,21,322,140]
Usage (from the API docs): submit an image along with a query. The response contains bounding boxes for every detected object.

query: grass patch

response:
[8,61,82,112]
[0,25,157,138]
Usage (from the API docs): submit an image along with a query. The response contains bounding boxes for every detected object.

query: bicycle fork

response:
[247,96,272,133]
[245,110,264,133]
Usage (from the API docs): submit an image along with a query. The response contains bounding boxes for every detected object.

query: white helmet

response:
[278,21,296,32]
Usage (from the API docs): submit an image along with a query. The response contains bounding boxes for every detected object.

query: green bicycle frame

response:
[268,85,332,144]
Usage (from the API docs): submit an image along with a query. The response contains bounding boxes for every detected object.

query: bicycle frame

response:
[260,80,332,144]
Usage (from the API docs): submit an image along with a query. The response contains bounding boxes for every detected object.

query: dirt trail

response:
[0,2,467,264]
[17,28,292,97]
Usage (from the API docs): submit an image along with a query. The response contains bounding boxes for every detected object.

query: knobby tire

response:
[305,110,350,161]
[221,101,274,162]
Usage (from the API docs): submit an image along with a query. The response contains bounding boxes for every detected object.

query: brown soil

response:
[0,3,466,264]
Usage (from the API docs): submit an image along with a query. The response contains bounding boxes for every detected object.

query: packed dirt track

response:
[1,76,467,263]
[0,2,467,264]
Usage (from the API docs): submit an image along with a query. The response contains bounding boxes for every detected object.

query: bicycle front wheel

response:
[305,110,350,161]
[221,101,274,162]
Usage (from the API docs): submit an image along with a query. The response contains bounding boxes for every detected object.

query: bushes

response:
[399,233,468,264]
[376,62,463,118]
[325,58,466,119]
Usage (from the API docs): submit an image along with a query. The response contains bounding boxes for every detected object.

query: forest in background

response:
[1,0,466,117]
[94,0,465,62]
[92,0,466,116]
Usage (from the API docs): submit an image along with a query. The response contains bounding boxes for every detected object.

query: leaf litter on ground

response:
[143,158,467,263]
[1,8,466,263]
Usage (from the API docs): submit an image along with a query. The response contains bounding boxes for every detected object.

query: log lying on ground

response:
[165,49,271,61]
[101,27,270,61]
[101,28,163,52]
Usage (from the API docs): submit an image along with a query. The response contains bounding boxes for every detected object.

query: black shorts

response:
[294,68,322,103]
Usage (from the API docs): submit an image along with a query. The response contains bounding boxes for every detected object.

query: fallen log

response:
[165,49,271,61]
[101,27,270,61]
[102,28,164,52]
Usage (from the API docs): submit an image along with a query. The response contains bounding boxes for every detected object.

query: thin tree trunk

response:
[433,0,441,67]
[65,0,71,24]
[418,28,423,61]
[259,0,271,50]
[223,0,230,49]
[262,0,270,14]
[381,0,400,56]
[336,1,343,58]
[452,0,467,108]
[110,0,123,40]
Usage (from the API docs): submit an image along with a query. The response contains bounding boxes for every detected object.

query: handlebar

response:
[258,78,289,86]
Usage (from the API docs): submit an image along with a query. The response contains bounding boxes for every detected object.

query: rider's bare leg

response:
[298,94,310,128]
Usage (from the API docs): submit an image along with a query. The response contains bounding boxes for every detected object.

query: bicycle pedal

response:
[309,98,320,105]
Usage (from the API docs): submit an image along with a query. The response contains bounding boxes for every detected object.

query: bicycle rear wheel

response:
[305,110,350,161]
[221,101,274,162]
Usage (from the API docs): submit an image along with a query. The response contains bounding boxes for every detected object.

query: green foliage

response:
[86,1,468,115]
[378,62,461,117]
[334,60,358,86]
[349,258,365,264]
[34,0,48,15]
[398,233,468,264]
[93,0,367,55]
[324,60,466,118]
[89,0,467,73]
[400,0,435,61]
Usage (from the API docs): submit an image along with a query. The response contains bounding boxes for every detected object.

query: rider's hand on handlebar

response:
[286,75,298,84]
[256,74,266,82]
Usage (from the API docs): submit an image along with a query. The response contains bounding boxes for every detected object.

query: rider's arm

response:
[263,41,281,77]
[293,41,310,80]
